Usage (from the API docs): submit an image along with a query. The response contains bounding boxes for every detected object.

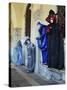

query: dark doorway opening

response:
[57,6,65,38]
[25,4,31,38]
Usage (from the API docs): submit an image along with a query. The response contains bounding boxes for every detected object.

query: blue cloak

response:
[12,40,23,65]
[36,22,48,64]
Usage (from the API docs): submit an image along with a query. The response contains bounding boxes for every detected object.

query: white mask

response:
[50,18,53,23]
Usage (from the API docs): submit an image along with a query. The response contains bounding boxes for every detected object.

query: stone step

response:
[39,64,65,83]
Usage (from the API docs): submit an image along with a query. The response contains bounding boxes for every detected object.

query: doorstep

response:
[38,64,65,83]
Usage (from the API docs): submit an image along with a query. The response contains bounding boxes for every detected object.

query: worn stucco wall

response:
[10,3,57,44]
[31,4,57,44]
[11,3,27,47]
[10,3,57,45]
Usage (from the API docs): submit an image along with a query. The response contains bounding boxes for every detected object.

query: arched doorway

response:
[25,4,31,38]
[57,6,65,38]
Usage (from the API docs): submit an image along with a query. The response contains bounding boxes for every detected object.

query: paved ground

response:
[11,69,31,87]
[10,64,65,87]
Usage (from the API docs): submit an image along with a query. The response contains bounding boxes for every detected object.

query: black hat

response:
[49,9,55,16]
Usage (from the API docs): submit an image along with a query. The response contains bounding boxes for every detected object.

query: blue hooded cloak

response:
[36,22,48,64]
[12,40,23,65]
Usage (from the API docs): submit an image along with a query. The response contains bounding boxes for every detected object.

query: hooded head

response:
[24,38,31,45]
[46,10,56,24]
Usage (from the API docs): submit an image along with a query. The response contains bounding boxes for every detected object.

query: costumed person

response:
[20,36,30,65]
[46,9,64,69]
[24,39,36,73]
[12,40,23,65]
[36,22,48,64]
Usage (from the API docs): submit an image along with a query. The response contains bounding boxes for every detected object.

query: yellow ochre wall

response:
[11,3,27,46]
[31,4,57,44]
[10,3,57,45]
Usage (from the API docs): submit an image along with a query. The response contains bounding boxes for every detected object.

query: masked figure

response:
[12,40,23,65]
[46,10,64,69]
[24,39,36,72]
[36,22,48,64]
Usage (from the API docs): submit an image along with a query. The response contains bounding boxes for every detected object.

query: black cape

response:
[47,23,64,69]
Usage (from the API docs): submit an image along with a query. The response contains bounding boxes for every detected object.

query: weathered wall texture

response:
[31,4,57,44]
[10,3,57,45]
